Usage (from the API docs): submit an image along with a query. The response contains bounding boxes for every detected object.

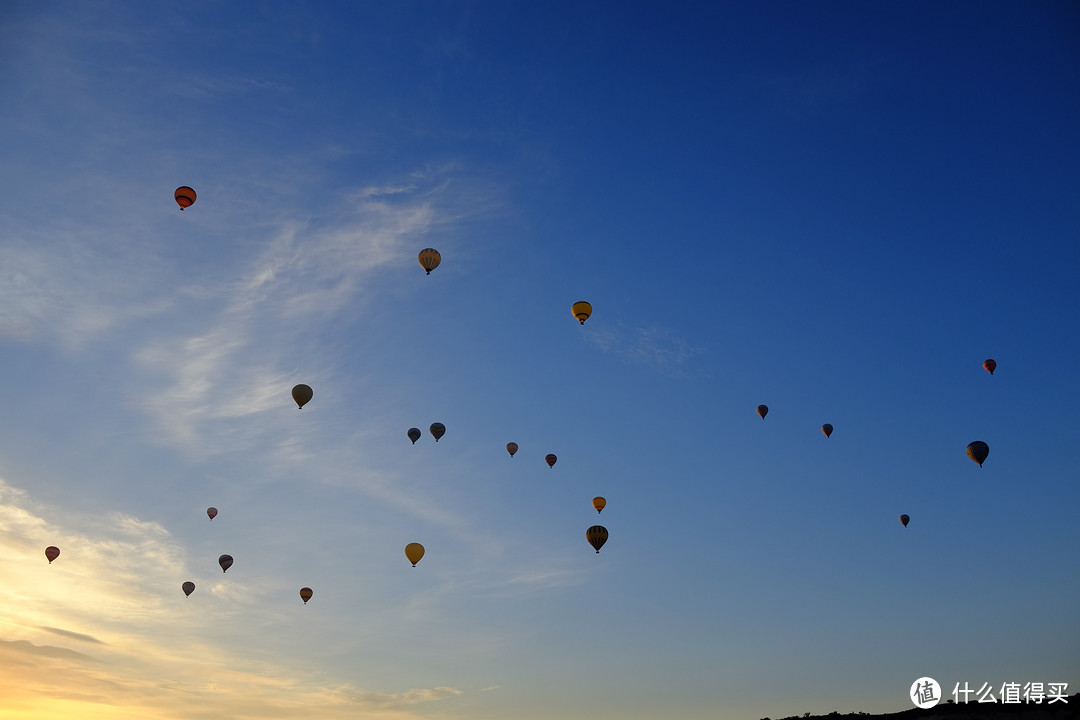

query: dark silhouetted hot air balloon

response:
[45,546,60,563]
[430,423,445,442]
[966,441,989,467]
[545,453,557,468]
[300,587,313,604]
[593,497,606,514]
[506,442,518,457]
[219,554,234,573]
[292,384,313,409]
[182,581,196,597]
[408,428,422,444]
[174,186,196,210]
[405,542,425,567]
[899,514,910,527]
[572,301,592,325]
[586,525,608,554]
[418,248,441,275]
[983,359,996,375]
[821,423,833,438]
[757,404,768,419]
[207,507,218,521]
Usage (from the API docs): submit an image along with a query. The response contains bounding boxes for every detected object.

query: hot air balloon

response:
[966,441,989,467]
[586,525,608,554]
[506,442,518,457]
[430,423,446,442]
[174,186,196,210]
[45,546,60,564]
[899,514,910,527]
[821,423,833,438]
[545,453,557,468]
[207,507,218,521]
[182,581,196,597]
[408,427,422,444]
[405,542,425,567]
[592,497,606,514]
[757,404,768,419]
[983,359,996,375]
[571,301,592,325]
[418,248,441,275]
[300,587,313,604]
[219,554,234,573]
[292,384,313,409]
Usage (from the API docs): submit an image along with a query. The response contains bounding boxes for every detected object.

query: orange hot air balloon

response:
[545,453,557,468]
[182,581,196,597]
[174,186,196,210]
[219,554,234,573]
[418,248,441,275]
[405,542,425,567]
[757,404,768,419]
[300,587,313,604]
[983,359,996,375]
[506,442,518,457]
[408,427,422,444]
[899,514,910,527]
[430,422,446,442]
[207,507,218,520]
[45,546,60,563]
[821,423,833,438]
[592,497,606,514]
[291,384,313,409]
[966,441,989,467]
[571,301,592,325]
[586,525,608,554]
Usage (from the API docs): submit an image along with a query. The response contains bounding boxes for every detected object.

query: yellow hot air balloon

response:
[182,581,196,597]
[571,301,592,325]
[418,248,441,275]
[757,404,768,419]
[300,587,313,604]
[966,441,989,467]
[174,186,196,210]
[586,525,608,553]
[506,442,518,457]
[821,423,833,438]
[292,384,313,409]
[405,542,425,567]
[592,496,606,514]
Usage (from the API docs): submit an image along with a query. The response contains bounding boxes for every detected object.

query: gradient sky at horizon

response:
[1,2,1078,719]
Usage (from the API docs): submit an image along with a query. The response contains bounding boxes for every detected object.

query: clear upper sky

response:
[1,2,1078,719]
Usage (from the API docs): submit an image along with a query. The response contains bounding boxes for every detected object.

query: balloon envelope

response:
[586,525,608,553]
[291,384,313,409]
[219,554,234,573]
[207,507,218,520]
[966,441,989,466]
[899,514,910,527]
[418,248,441,274]
[405,542,425,566]
[408,427,421,444]
[430,422,446,441]
[757,404,769,419]
[182,581,196,597]
[300,587,313,604]
[983,358,996,375]
[45,546,60,563]
[571,301,592,325]
[592,496,606,514]
[506,442,518,457]
[821,423,833,438]
[545,453,557,468]
[174,186,196,210]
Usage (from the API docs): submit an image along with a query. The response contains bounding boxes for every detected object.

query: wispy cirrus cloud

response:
[586,322,706,376]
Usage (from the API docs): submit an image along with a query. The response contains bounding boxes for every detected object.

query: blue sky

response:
[1,2,1078,719]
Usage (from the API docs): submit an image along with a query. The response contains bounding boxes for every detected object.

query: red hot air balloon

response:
[174,186,196,210]
[207,507,218,521]
[983,359,996,375]
[45,546,60,563]
[182,581,196,597]
[545,453,557,468]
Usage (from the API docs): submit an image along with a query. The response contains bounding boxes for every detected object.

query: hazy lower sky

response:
[1,2,1078,719]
